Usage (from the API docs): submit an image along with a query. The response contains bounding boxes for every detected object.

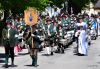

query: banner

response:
[24,7,38,26]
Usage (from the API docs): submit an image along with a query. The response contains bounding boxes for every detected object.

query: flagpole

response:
[31,25,34,49]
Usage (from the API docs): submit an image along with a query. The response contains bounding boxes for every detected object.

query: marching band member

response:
[31,27,41,67]
[75,26,80,54]
[45,19,55,55]
[26,25,41,67]
[52,20,58,52]
[2,22,18,68]
[57,25,65,53]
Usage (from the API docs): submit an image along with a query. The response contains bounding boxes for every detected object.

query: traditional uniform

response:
[31,31,41,66]
[57,25,65,53]
[26,27,41,66]
[2,23,18,68]
[44,20,55,55]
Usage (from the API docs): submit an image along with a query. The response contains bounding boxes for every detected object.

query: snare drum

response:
[40,36,45,41]
[59,39,67,45]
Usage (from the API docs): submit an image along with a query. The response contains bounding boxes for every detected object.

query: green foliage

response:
[50,0,64,8]
[71,0,98,9]
[72,0,88,8]
[0,0,98,14]
[0,0,98,12]
[91,0,98,3]
[0,0,50,12]
[50,0,98,10]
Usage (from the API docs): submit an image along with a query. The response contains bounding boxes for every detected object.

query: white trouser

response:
[46,47,51,54]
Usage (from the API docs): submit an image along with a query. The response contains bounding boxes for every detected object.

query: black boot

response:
[2,64,8,68]
[51,52,53,55]
[32,56,35,66]
[32,56,38,67]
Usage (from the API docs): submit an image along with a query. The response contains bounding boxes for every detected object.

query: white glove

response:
[31,34,35,37]
[15,34,18,37]
[64,35,68,38]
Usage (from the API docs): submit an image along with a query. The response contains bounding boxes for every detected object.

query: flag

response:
[24,7,38,26]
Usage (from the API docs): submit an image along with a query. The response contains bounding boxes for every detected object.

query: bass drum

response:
[91,35,97,40]
[59,38,68,46]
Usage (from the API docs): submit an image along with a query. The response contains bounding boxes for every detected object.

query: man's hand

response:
[31,34,35,37]
[15,34,18,38]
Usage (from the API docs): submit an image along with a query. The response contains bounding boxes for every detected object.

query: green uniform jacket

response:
[61,18,71,27]
[44,23,56,38]
[2,28,18,47]
[27,31,41,49]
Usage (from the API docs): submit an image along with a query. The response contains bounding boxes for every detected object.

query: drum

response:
[44,37,50,47]
[59,39,68,45]
[67,33,72,43]
[40,36,45,41]
[90,29,97,40]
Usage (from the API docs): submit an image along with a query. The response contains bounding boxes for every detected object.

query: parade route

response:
[0,37,100,69]
[0,0,100,69]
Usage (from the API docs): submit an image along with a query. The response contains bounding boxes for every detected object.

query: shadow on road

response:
[25,64,39,67]
[18,53,29,55]
[1,65,18,68]
[25,65,34,67]
[41,54,51,56]
[8,65,18,67]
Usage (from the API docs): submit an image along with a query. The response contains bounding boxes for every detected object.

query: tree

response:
[68,0,98,14]
[49,0,64,8]
[49,0,98,14]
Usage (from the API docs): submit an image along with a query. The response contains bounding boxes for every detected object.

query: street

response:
[0,37,100,69]
[0,0,100,69]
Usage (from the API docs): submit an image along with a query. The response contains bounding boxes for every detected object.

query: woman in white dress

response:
[78,26,88,56]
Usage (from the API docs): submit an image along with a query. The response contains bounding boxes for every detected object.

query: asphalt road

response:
[0,37,100,69]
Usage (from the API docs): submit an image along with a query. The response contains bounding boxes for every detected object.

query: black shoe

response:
[51,52,53,55]
[2,64,8,68]
[32,64,39,67]
[74,53,79,55]
[62,49,64,53]
[45,54,50,56]
[11,64,15,67]
[78,53,85,56]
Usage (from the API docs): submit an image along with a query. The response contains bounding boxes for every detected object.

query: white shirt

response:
[53,26,56,31]
[18,31,24,39]
[54,26,57,34]
[48,24,51,36]
[59,29,62,36]
[58,21,61,24]
[8,28,10,38]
